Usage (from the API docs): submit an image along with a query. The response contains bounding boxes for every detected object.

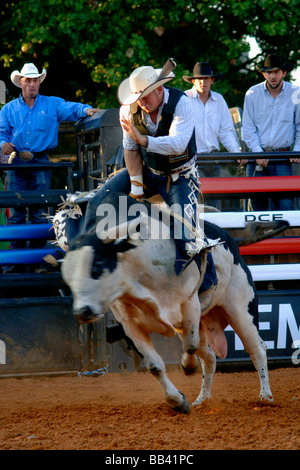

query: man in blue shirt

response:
[0,63,99,272]
[242,54,300,211]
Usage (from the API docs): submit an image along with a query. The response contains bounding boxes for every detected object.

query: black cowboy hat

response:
[255,54,294,73]
[182,62,223,83]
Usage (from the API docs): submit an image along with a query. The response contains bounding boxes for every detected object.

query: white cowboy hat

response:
[11,63,47,88]
[117,64,175,105]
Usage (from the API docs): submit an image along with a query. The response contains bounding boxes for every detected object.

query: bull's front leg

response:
[180,325,217,405]
[121,319,190,414]
[181,294,201,353]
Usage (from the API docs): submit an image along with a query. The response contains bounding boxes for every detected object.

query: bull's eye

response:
[90,250,118,279]
[91,261,105,279]
[95,261,105,269]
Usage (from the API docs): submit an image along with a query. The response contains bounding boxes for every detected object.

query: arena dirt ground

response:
[0,367,299,450]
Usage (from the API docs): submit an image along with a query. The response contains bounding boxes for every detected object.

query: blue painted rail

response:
[0,247,63,265]
[0,223,54,240]
[0,223,63,265]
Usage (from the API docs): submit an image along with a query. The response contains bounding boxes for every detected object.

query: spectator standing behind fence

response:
[0,63,99,273]
[183,62,240,209]
[242,54,300,211]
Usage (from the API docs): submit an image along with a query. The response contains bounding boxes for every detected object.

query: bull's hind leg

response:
[228,312,273,402]
[121,320,190,414]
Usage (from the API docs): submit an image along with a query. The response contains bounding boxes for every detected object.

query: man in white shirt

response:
[183,62,240,208]
[242,54,300,211]
[184,62,240,161]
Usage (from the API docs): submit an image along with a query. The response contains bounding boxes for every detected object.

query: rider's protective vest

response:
[130,87,196,173]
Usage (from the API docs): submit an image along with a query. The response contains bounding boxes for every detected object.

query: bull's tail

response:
[237,220,289,246]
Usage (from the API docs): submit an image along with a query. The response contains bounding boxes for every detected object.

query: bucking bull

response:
[52,191,288,413]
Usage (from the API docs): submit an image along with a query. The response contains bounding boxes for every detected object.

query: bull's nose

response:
[75,306,98,324]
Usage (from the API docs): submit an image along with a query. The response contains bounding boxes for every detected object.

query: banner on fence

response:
[224,290,300,363]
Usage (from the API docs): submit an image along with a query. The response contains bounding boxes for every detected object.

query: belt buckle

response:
[19,150,33,161]
[148,167,165,176]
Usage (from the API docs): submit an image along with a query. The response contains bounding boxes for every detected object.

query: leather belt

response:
[147,155,197,177]
[33,151,48,159]
[263,147,290,152]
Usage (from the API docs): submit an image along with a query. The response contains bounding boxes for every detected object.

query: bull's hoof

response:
[192,396,210,406]
[181,363,198,376]
[181,353,201,376]
[260,392,274,402]
[167,392,190,414]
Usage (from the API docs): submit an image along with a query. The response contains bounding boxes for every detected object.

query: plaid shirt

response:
[0,152,9,164]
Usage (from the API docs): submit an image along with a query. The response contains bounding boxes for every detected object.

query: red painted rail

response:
[200,176,300,195]
[239,237,300,256]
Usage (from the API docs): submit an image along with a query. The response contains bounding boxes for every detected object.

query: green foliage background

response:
[1,0,299,109]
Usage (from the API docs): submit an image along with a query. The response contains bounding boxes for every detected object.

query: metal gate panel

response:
[0,297,80,376]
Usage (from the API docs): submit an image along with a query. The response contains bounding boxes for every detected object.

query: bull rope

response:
[200,283,218,312]
[78,364,109,378]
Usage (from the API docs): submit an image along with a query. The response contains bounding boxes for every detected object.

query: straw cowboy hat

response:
[11,63,47,88]
[182,62,222,84]
[255,54,294,73]
[117,60,176,105]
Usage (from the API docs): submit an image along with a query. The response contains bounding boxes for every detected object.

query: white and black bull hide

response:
[54,193,288,413]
